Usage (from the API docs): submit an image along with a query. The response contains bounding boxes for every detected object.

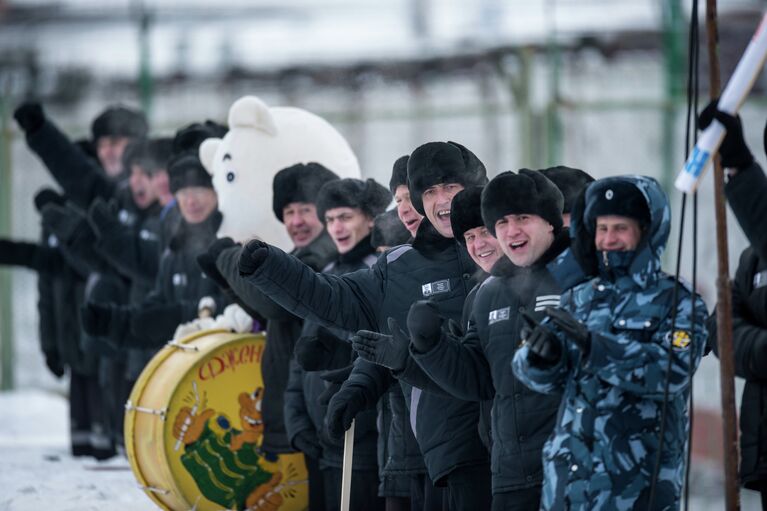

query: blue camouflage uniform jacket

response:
[513,175,707,511]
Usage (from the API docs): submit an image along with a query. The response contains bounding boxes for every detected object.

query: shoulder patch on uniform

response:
[322,261,336,273]
[754,270,767,289]
[666,330,691,350]
[386,245,412,264]
[422,279,450,297]
[488,306,510,325]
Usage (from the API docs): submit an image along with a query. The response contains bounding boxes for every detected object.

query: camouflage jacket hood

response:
[570,174,670,289]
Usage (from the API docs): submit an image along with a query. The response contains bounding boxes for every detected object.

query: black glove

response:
[80,302,114,337]
[44,352,65,378]
[237,239,269,276]
[407,300,443,353]
[520,312,562,367]
[325,384,367,439]
[699,100,754,169]
[351,317,410,372]
[130,303,183,341]
[292,430,322,460]
[318,364,353,406]
[197,237,239,290]
[33,188,65,213]
[294,327,352,371]
[14,102,45,134]
[544,307,591,355]
[87,198,120,238]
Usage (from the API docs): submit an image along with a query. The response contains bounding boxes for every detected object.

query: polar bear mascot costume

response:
[175,95,361,335]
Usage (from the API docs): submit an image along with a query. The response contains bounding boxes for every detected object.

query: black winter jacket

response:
[284,237,380,471]
[412,233,569,494]
[216,231,337,454]
[103,212,228,352]
[708,162,767,488]
[242,222,488,483]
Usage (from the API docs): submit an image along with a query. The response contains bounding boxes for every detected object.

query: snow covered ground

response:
[0,390,154,511]
[0,388,762,510]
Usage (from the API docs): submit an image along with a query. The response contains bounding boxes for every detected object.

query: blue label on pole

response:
[683,147,711,179]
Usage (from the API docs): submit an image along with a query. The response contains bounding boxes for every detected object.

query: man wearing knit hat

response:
[408,169,570,510]
[232,142,490,510]
[285,177,391,511]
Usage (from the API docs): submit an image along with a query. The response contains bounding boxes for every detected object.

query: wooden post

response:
[705,1,740,509]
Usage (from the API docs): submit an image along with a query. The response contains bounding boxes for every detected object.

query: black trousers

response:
[322,466,384,511]
[444,463,492,511]
[70,370,114,459]
[411,472,446,511]
[491,486,542,511]
[304,455,327,511]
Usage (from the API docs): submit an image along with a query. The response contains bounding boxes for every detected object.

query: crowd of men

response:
[2,98,766,511]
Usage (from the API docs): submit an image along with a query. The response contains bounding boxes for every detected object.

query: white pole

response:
[340,419,355,511]
[675,11,767,193]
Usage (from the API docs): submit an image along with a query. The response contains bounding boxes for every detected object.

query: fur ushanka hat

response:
[481,169,564,236]
[406,141,487,215]
[450,186,485,246]
[271,162,339,222]
[389,155,409,195]
[316,178,392,223]
[539,166,594,215]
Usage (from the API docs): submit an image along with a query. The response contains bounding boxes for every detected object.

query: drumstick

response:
[340,419,355,511]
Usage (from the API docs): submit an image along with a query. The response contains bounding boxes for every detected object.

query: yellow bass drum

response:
[125,329,308,510]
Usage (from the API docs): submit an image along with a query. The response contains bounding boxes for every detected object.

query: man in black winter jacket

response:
[285,177,391,511]
[409,170,569,510]
[233,141,491,511]
[197,162,339,461]
[702,102,767,506]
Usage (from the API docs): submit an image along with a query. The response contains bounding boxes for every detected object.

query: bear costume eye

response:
[226,171,235,182]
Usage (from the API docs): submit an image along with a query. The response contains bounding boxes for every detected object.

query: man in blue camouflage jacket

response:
[512,174,708,510]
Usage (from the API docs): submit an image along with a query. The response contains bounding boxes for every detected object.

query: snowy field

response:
[0,388,762,510]
[0,390,154,511]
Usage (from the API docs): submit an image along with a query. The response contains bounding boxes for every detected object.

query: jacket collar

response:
[169,210,222,252]
[411,221,454,256]
[337,235,375,265]
[293,230,338,271]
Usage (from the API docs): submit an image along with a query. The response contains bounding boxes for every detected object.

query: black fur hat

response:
[585,180,650,226]
[450,186,485,246]
[481,169,564,236]
[272,162,340,222]
[540,166,595,214]
[91,106,148,141]
[173,120,228,155]
[168,151,213,194]
[407,141,487,215]
[316,178,392,223]
[371,209,411,249]
[389,155,409,195]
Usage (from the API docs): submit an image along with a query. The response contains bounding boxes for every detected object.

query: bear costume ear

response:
[228,96,278,136]
[199,138,221,176]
